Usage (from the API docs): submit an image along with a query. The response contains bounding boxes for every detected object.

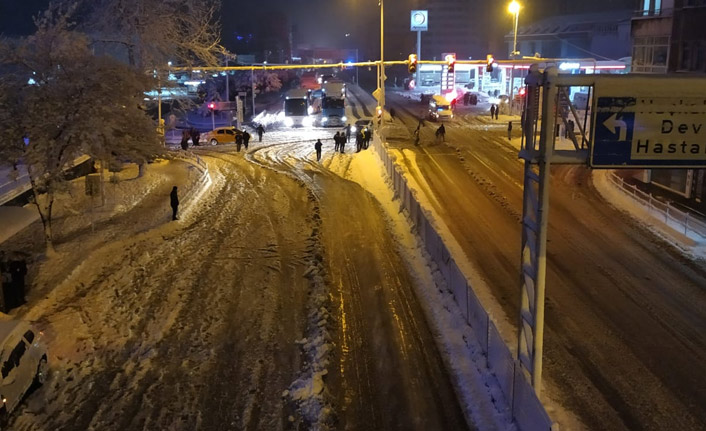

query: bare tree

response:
[0,9,164,254]
[80,0,225,68]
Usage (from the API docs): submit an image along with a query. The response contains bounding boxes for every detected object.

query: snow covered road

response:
[385,91,706,431]
[7,128,474,430]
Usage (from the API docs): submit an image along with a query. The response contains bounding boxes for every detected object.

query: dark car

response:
[352,118,373,135]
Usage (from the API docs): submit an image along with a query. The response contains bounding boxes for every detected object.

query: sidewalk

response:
[0,155,209,248]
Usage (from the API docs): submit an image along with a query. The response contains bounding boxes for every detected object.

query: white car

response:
[0,320,48,416]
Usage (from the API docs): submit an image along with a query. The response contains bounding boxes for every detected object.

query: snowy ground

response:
[381,89,706,431]
[0,93,518,430]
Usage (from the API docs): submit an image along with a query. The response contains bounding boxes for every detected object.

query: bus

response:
[283,89,314,127]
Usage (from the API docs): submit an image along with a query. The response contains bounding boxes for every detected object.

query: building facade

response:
[631,0,706,210]
[504,10,633,60]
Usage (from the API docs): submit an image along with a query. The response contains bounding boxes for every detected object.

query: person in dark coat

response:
[495,105,499,120]
[362,129,370,149]
[436,124,446,142]
[508,121,513,140]
[356,131,363,152]
[333,132,341,152]
[190,128,200,146]
[490,104,496,119]
[8,255,27,308]
[243,130,251,150]
[236,131,243,152]
[180,129,190,150]
[345,124,351,143]
[0,253,10,312]
[170,186,179,221]
[314,139,323,161]
[256,124,265,142]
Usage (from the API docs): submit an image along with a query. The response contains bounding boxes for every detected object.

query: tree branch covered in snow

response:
[79,0,226,68]
[0,6,164,253]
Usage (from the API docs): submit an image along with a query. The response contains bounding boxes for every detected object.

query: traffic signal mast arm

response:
[167,57,600,73]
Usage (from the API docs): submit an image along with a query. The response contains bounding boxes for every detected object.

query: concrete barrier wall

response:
[371,134,553,431]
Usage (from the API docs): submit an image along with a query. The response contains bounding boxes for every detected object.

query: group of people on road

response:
[179,124,266,152]
[414,117,446,145]
[489,104,500,120]
[314,123,372,162]
[0,252,27,312]
[181,128,201,150]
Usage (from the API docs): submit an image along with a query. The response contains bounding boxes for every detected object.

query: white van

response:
[428,95,454,121]
[0,320,48,416]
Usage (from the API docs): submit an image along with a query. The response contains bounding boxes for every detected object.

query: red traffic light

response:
[445,54,456,73]
[408,54,418,74]
[207,102,216,110]
[486,54,495,72]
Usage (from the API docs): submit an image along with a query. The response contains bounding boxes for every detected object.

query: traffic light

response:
[445,54,455,73]
[408,54,418,74]
[486,54,495,72]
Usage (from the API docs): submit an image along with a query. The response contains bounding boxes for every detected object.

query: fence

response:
[609,172,706,240]
[371,134,553,430]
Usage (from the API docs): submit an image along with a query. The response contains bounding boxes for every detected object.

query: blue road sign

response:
[591,95,706,168]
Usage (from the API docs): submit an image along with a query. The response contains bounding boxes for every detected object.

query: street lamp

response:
[378,0,385,110]
[508,1,521,58]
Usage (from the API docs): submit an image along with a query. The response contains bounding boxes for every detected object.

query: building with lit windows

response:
[630,0,706,209]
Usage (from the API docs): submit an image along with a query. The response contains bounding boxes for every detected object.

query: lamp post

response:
[379,0,385,110]
[509,1,521,58]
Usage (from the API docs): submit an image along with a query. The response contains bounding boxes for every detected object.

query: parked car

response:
[351,118,373,135]
[0,320,47,417]
[203,127,243,145]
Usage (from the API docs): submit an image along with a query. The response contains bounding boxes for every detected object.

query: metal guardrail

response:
[371,133,553,431]
[609,172,706,239]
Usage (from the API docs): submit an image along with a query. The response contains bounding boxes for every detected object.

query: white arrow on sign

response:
[603,113,627,141]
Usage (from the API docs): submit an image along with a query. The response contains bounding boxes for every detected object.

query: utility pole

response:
[379,0,385,110]
[251,67,256,118]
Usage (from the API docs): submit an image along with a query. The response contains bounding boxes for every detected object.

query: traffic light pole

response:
[416,30,421,86]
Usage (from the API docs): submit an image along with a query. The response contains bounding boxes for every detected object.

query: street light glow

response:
[508,1,520,14]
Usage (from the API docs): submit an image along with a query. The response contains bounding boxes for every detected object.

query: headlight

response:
[342,116,347,122]
[322,117,328,123]
[302,117,314,127]
[351,126,357,133]
[284,117,294,127]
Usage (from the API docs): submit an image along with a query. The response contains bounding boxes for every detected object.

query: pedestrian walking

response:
[256,124,265,142]
[314,139,323,161]
[180,129,190,150]
[236,131,243,152]
[414,128,420,146]
[494,104,499,120]
[190,128,200,146]
[8,254,27,309]
[243,130,251,150]
[334,132,341,152]
[436,124,446,143]
[170,186,179,221]
[490,104,496,119]
[508,121,513,140]
[356,131,363,152]
[345,124,351,143]
[567,119,575,138]
[362,129,370,149]
[0,253,11,312]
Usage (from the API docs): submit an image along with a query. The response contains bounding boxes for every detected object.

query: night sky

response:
[2,0,636,56]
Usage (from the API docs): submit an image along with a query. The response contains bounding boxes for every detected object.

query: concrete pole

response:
[416,30,421,86]
[532,65,559,394]
[379,0,385,109]
[251,67,256,118]
[513,11,519,57]
[225,57,229,102]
